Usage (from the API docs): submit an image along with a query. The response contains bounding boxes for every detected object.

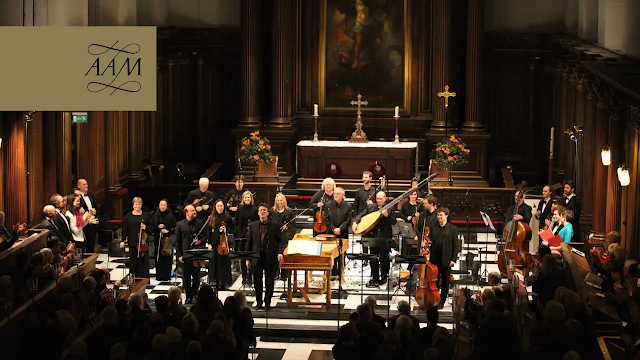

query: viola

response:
[218,221,230,256]
[160,227,172,256]
[415,226,440,309]
[313,194,328,233]
[227,196,234,209]
[137,220,149,252]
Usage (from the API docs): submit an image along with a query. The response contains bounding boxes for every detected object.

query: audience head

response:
[168,286,182,305]
[538,244,551,260]
[186,340,202,358]
[382,330,402,349]
[488,272,501,286]
[103,306,119,326]
[165,326,181,345]
[337,323,357,344]
[397,300,410,315]
[50,194,65,209]
[541,254,561,274]
[81,276,97,293]
[564,350,581,360]
[148,312,165,334]
[484,298,505,319]
[181,313,199,334]
[543,300,566,321]
[208,320,225,337]
[195,284,215,306]
[90,268,107,285]
[77,179,89,193]
[482,288,496,303]
[348,311,359,324]
[129,293,143,310]
[356,304,371,322]
[395,315,413,335]
[426,306,439,325]
[432,335,452,360]
[365,295,377,311]
[0,211,4,225]
[151,333,168,353]
[109,343,126,360]
[154,295,169,313]
[66,193,80,213]
[43,205,57,218]
[40,247,53,264]
[223,295,240,318]
[606,231,622,248]
[233,290,248,309]
[54,309,77,340]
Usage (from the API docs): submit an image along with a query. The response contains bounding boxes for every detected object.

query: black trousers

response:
[253,252,276,306]
[84,224,97,252]
[183,261,200,299]
[370,246,390,281]
[210,252,232,288]
[129,246,150,278]
[434,262,451,306]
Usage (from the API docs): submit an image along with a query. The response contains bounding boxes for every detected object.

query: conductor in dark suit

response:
[246,203,284,310]
[429,207,460,309]
[77,179,98,252]
[504,189,532,225]
[175,204,207,304]
[352,191,396,287]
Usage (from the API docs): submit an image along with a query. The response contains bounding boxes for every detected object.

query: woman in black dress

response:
[207,199,234,290]
[120,197,153,278]
[235,191,258,285]
[153,199,177,281]
[270,193,294,279]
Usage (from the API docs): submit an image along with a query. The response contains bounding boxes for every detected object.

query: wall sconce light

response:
[0,137,2,149]
[601,146,611,166]
[617,164,630,187]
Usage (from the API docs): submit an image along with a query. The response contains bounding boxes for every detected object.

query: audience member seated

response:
[388,300,420,331]
[234,289,256,358]
[201,319,237,360]
[395,314,421,360]
[529,300,573,359]
[0,211,22,252]
[180,313,200,347]
[166,286,187,329]
[144,333,170,360]
[129,292,153,329]
[471,299,521,359]
[0,275,14,318]
[488,271,501,287]
[355,303,384,359]
[333,322,360,360]
[365,295,387,327]
[419,307,447,351]
[374,330,411,360]
[165,326,183,359]
[189,284,222,336]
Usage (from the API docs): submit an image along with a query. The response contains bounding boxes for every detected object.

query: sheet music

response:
[287,240,322,256]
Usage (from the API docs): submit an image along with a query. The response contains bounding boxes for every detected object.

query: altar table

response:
[296,140,418,179]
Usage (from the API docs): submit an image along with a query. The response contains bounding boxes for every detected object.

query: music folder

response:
[287,240,322,256]
[539,228,562,247]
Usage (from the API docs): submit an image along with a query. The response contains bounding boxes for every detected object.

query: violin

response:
[415,225,440,309]
[227,196,234,209]
[137,220,149,252]
[192,197,214,209]
[160,225,172,256]
[313,194,328,234]
[411,204,419,239]
[191,222,208,268]
[218,221,230,256]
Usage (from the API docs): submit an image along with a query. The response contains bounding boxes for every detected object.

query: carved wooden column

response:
[270,0,294,127]
[463,0,484,131]
[430,0,453,131]
[606,99,623,232]
[238,0,262,127]
[2,113,26,227]
[581,77,595,234]
[592,85,609,233]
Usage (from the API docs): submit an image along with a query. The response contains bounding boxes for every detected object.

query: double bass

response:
[415,225,440,309]
[498,190,532,276]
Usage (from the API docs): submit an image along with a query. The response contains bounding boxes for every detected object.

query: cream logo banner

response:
[0,26,156,111]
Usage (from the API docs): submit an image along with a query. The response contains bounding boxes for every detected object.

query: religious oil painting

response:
[320,0,409,109]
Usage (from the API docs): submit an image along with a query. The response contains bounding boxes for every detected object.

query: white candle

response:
[395,106,399,117]
[549,127,554,157]
[314,104,319,116]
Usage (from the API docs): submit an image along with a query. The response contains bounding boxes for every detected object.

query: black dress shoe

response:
[256,304,264,310]
[185,297,194,305]
[265,304,272,311]
[367,280,380,288]
[437,303,445,309]
[379,278,387,285]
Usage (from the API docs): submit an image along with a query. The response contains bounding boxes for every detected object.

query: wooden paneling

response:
[28,112,44,224]
[1,113,26,227]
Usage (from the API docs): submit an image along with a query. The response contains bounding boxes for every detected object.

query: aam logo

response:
[85,42,142,95]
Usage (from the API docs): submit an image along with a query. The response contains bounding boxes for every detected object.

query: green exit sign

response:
[72,112,88,123]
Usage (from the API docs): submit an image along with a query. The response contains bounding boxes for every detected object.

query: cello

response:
[313,193,328,234]
[498,189,532,276]
[415,225,440,309]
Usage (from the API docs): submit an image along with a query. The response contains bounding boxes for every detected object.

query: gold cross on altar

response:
[350,93,369,117]
[437,85,456,108]
[349,94,369,143]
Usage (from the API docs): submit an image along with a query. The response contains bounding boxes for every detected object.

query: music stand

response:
[184,249,214,294]
[346,252,379,304]
[479,211,496,280]
[229,250,260,293]
[392,254,427,311]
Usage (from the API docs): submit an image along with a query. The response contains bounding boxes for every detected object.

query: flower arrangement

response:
[240,131,272,164]
[433,135,470,170]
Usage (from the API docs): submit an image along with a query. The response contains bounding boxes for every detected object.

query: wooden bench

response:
[0,229,49,275]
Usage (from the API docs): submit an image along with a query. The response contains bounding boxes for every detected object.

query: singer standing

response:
[120,197,152,279]
[246,203,284,310]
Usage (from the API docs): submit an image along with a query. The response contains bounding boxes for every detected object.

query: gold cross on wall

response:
[437,85,456,108]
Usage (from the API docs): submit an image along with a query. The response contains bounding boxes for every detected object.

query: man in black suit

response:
[352,191,396,287]
[325,187,352,276]
[535,185,553,245]
[430,207,460,309]
[246,203,284,310]
[504,189,532,226]
[175,204,207,304]
[417,195,439,240]
[0,211,24,252]
[562,180,581,241]
[77,179,99,252]
[49,194,73,246]
[184,177,216,222]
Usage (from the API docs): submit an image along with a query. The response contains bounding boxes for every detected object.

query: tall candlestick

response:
[550,127,554,157]
[394,106,399,117]
[314,104,319,116]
